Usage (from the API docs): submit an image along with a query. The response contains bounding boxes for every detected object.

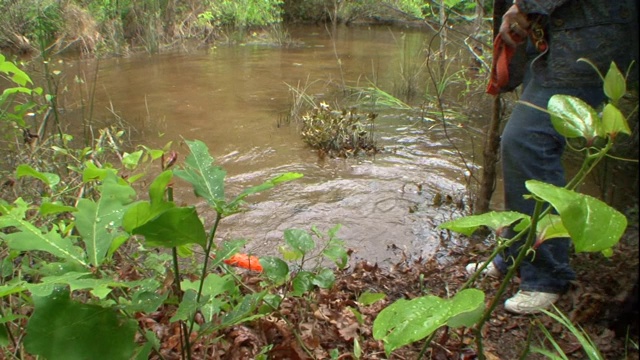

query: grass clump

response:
[300,102,379,158]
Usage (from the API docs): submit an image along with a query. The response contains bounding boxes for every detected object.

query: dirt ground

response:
[147,217,639,359]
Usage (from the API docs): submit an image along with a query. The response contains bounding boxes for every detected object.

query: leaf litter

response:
[124,226,638,359]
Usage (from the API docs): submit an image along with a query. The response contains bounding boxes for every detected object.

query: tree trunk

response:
[474,0,508,214]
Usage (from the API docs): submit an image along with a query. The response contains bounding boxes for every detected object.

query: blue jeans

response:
[493,77,605,294]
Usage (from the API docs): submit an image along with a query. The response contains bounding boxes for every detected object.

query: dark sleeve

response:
[515,0,572,15]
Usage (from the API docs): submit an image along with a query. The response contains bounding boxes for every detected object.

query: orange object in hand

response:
[211,253,263,272]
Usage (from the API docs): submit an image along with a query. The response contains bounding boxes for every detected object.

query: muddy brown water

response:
[54,25,493,265]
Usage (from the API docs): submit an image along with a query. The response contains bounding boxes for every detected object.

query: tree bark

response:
[474,0,508,214]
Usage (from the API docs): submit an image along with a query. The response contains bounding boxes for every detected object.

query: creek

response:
[57,24,499,264]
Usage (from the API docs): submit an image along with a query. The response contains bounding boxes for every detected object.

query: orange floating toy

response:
[211,253,263,272]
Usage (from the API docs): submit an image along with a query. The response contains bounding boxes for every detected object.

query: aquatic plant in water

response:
[300,102,379,158]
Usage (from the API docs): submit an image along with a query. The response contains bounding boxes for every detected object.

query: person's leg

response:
[497,79,606,294]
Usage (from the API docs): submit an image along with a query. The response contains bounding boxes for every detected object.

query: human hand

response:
[499,4,530,47]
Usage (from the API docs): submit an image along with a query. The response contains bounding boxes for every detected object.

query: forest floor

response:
[147,217,639,359]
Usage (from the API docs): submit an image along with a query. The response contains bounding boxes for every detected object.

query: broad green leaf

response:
[123,171,175,232]
[0,199,87,267]
[174,139,226,207]
[292,271,314,296]
[0,281,27,298]
[0,54,32,86]
[39,202,77,216]
[126,290,168,313]
[122,150,143,170]
[357,291,386,306]
[27,272,130,299]
[312,268,335,289]
[284,228,315,255]
[16,164,60,187]
[526,180,626,252]
[260,256,289,285]
[131,206,206,248]
[75,173,135,266]
[279,244,302,261]
[322,237,349,270]
[181,273,235,321]
[149,170,173,209]
[445,289,486,328]
[536,214,569,243]
[107,235,130,258]
[82,161,118,182]
[438,211,528,236]
[170,289,199,323]
[602,103,630,137]
[603,62,626,103]
[24,288,137,360]
[373,289,484,356]
[219,292,265,327]
[547,95,601,140]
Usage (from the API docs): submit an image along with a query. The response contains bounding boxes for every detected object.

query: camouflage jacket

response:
[515,0,638,87]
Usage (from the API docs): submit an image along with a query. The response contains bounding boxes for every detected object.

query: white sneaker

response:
[504,291,559,314]
[466,261,502,278]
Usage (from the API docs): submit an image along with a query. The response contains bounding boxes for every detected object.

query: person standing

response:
[467,0,638,314]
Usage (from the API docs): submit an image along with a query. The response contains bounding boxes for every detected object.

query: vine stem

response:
[166,185,192,360]
[474,200,545,359]
[188,211,222,336]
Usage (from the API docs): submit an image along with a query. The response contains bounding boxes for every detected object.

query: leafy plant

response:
[0,54,43,132]
[0,135,304,359]
[372,61,634,358]
[261,224,349,296]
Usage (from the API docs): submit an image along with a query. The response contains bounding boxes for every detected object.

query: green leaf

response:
[322,236,349,270]
[536,214,569,243]
[603,62,626,103]
[438,211,528,236]
[219,292,265,327]
[16,164,60,187]
[170,289,199,323]
[284,229,315,255]
[260,256,289,285]
[601,103,630,137]
[0,199,87,267]
[24,287,137,360]
[126,290,168,313]
[82,161,118,182]
[547,95,601,141]
[131,206,206,248]
[358,291,386,306]
[122,150,144,170]
[181,273,235,321]
[174,139,226,207]
[373,289,484,356]
[39,202,77,216]
[0,54,32,86]
[0,281,27,298]
[27,272,131,299]
[525,180,626,252]
[75,173,135,266]
[292,271,314,296]
[312,268,336,289]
